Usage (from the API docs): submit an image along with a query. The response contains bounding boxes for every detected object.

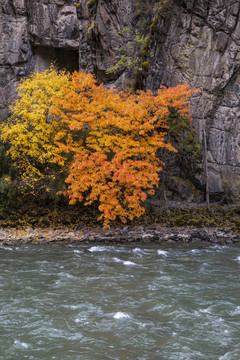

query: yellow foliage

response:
[1,67,71,180]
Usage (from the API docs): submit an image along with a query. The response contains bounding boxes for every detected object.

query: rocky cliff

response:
[1,0,240,200]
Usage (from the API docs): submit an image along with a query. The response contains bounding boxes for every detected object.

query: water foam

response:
[229,306,240,315]
[123,261,137,266]
[219,351,234,360]
[59,272,75,279]
[236,255,240,263]
[63,304,82,310]
[113,257,137,266]
[132,247,148,256]
[89,246,109,252]
[191,249,200,254]
[75,315,89,325]
[73,249,82,254]
[1,246,13,251]
[113,312,131,320]
[199,306,212,314]
[14,340,29,349]
[133,247,142,253]
[157,249,168,256]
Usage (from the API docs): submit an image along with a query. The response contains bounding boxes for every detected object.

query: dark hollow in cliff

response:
[32,46,79,73]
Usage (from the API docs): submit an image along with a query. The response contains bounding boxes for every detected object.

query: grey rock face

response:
[0,0,79,120]
[0,0,30,118]
[1,0,240,199]
[144,0,240,197]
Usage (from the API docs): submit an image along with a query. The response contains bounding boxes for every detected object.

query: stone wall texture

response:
[1,0,240,199]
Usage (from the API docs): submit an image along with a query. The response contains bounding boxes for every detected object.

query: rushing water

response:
[1,242,240,360]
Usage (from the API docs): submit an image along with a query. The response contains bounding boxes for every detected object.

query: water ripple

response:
[0,243,240,359]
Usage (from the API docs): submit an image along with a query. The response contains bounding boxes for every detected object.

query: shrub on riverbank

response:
[1,68,196,226]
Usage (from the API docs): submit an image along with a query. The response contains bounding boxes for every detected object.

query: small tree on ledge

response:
[52,71,195,226]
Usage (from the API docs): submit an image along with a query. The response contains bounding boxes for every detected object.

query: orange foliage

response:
[52,72,196,226]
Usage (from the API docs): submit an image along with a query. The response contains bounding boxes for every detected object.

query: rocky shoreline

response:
[0,225,240,247]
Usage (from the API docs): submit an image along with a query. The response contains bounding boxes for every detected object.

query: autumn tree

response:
[0,67,70,185]
[53,71,195,226]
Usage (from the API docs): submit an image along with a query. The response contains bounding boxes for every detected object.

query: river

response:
[1,243,240,359]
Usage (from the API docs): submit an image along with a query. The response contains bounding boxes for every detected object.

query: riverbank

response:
[0,225,239,246]
[1,202,240,246]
